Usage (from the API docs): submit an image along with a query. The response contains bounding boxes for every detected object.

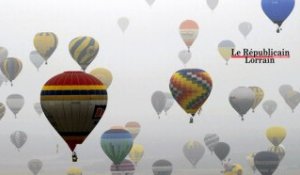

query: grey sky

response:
[0,0,299,174]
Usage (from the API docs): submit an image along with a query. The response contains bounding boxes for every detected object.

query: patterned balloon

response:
[101,128,133,165]
[69,36,99,71]
[0,57,22,86]
[125,121,141,139]
[33,32,58,64]
[111,159,135,175]
[169,69,212,123]
[179,20,199,51]
[204,133,220,154]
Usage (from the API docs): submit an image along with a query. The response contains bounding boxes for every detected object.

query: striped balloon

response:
[0,102,5,120]
[0,57,22,86]
[111,159,135,175]
[69,36,99,71]
[6,94,24,118]
[268,145,285,161]
[204,133,220,154]
[169,69,212,123]
[179,20,199,51]
[33,32,58,63]
[101,128,133,165]
[125,121,141,139]
[41,71,107,161]
[254,151,280,175]
[10,130,27,151]
[152,159,172,175]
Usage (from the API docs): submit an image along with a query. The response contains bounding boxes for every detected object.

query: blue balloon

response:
[261,0,295,33]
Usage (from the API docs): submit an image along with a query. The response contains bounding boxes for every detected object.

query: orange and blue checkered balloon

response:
[169,69,212,118]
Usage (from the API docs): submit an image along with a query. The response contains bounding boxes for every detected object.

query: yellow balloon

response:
[90,67,113,88]
[266,126,287,146]
[218,40,235,65]
[33,32,58,63]
[67,167,82,175]
[129,143,144,164]
[224,164,243,175]
[249,86,264,112]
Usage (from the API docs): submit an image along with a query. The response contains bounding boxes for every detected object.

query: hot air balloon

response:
[111,159,135,175]
[207,0,218,10]
[33,32,58,64]
[0,47,8,62]
[285,90,300,112]
[0,57,22,86]
[238,22,252,38]
[101,128,133,165]
[266,126,286,147]
[10,130,27,151]
[152,159,172,175]
[179,20,199,52]
[69,36,99,71]
[6,94,24,118]
[125,121,141,139]
[90,67,113,88]
[30,51,44,71]
[28,159,43,175]
[129,144,144,165]
[279,84,293,99]
[178,50,192,66]
[261,0,295,33]
[118,17,130,33]
[229,87,255,121]
[268,144,285,161]
[67,167,82,175]
[40,71,107,162]
[151,91,167,117]
[33,102,43,117]
[204,133,220,154]
[223,163,243,175]
[214,142,230,162]
[145,0,155,6]
[254,151,280,175]
[262,100,277,117]
[218,40,235,65]
[246,153,256,173]
[169,69,213,123]
[183,140,205,167]
[249,86,264,112]
[0,102,5,120]
[164,92,174,115]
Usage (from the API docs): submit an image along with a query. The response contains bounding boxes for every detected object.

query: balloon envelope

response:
[30,51,44,70]
[262,100,277,117]
[67,167,82,175]
[28,159,43,175]
[207,0,218,10]
[111,159,135,175]
[254,151,280,175]
[218,40,235,64]
[125,121,141,139]
[69,36,99,71]
[246,153,256,173]
[183,140,205,167]
[0,57,22,85]
[229,87,255,120]
[268,145,285,161]
[239,22,252,38]
[6,94,24,117]
[129,144,144,165]
[118,17,130,32]
[214,142,230,161]
[169,69,212,121]
[40,71,107,161]
[179,20,199,50]
[249,86,264,112]
[151,91,167,116]
[33,32,58,62]
[163,92,174,114]
[101,128,133,165]
[204,133,220,153]
[33,102,43,116]
[90,67,113,88]
[10,131,27,150]
[266,126,286,146]
[178,50,192,65]
[152,159,172,175]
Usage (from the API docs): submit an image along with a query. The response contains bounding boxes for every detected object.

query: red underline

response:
[231,55,290,59]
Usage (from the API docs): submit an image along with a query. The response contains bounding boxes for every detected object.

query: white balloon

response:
[183,140,205,167]
[279,84,293,99]
[30,51,44,70]
[151,91,167,116]
[118,17,130,33]
[229,87,255,120]
[10,130,27,151]
[163,92,174,114]
[6,94,24,118]
[207,0,218,10]
[146,0,155,6]
[239,22,252,38]
[34,102,43,116]
[262,100,277,117]
[178,50,192,65]
[28,159,43,175]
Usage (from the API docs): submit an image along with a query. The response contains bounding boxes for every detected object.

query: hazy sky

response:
[0,0,300,175]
